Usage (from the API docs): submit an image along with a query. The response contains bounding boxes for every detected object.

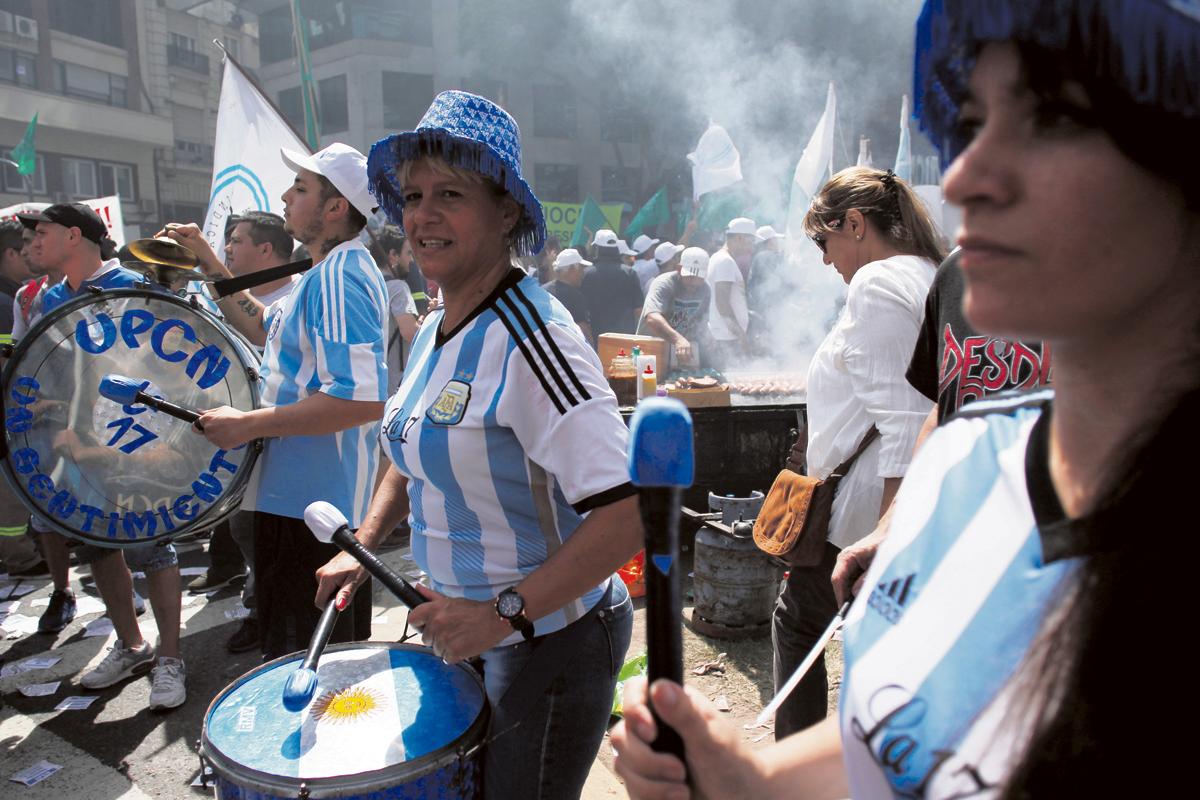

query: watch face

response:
[497,591,524,618]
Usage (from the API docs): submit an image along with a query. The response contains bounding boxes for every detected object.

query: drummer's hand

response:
[406,584,510,663]
[314,551,368,611]
[612,678,767,800]
[157,222,228,279]
[195,406,258,449]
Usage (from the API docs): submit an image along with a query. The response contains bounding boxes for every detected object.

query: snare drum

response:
[201,643,488,799]
[0,289,261,546]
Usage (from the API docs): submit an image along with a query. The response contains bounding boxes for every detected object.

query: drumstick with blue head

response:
[98,374,204,429]
[628,397,694,762]
[281,597,342,711]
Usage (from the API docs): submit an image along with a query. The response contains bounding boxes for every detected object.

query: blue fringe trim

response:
[914,0,1200,166]
[367,130,547,257]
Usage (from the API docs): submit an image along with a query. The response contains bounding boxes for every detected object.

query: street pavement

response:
[0,536,626,798]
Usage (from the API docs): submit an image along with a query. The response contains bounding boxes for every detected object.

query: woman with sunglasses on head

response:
[770,166,945,740]
[612,1,1200,797]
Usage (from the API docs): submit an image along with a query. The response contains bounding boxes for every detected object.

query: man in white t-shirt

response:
[706,217,757,366]
[373,225,420,394]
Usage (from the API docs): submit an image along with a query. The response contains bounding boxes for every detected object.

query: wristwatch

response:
[495,587,535,641]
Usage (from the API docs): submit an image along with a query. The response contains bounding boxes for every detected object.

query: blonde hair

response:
[802,166,947,264]
[394,151,519,257]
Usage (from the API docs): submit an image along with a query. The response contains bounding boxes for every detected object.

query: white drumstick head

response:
[304,501,348,543]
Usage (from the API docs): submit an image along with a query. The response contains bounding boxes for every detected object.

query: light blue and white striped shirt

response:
[840,390,1077,799]
[380,270,633,644]
[242,240,388,524]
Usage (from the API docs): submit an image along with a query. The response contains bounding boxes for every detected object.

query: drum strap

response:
[210,258,314,298]
[492,581,612,725]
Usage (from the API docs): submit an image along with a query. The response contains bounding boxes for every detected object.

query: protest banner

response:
[542,200,623,247]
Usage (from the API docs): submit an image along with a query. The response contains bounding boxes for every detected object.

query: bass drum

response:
[0,288,261,547]
[201,643,488,799]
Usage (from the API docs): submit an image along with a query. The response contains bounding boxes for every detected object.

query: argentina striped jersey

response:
[381,269,633,644]
[839,390,1078,798]
[242,240,388,525]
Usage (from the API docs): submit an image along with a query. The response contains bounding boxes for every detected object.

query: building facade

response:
[0,0,254,234]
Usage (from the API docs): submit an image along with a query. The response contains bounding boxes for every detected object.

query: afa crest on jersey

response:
[426,379,472,425]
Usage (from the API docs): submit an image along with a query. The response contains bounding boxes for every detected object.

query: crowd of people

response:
[1,0,1194,797]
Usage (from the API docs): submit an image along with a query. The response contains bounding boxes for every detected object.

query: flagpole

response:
[211,40,313,155]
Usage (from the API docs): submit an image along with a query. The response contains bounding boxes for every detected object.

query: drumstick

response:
[628,397,694,762]
[755,599,852,727]
[304,501,428,609]
[281,598,342,711]
[99,374,203,427]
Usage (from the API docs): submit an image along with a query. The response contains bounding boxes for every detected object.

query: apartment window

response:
[169,32,195,52]
[259,5,294,64]
[99,162,135,201]
[278,86,304,134]
[0,47,37,88]
[0,2,34,16]
[601,167,640,203]
[62,157,97,198]
[318,75,348,134]
[534,164,579,202]
[48,0,123,48]
[382,71,434,130]
[55,61,127,107]
[532,84,576,139]
[1,149,46,194]
[601,104,639,143]
[354,0,432,46]
[223,36,240,60]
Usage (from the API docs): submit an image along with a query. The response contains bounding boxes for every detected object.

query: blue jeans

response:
[479,579,633,800]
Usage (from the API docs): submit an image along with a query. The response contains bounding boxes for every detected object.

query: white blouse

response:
[805,255,936,548]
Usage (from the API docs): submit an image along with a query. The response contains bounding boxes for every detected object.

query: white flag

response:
[894,94,913,182]
[687,123,743,201]
[856,136,874,168]
[786,82,837,236]
[202,57,309,257]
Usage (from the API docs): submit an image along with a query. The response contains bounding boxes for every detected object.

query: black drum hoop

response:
[0,287,262,547]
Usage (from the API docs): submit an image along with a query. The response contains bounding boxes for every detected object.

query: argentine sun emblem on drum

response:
[314,90,644,799]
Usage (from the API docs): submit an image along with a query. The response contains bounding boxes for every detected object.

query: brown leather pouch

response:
[753,427,879,566]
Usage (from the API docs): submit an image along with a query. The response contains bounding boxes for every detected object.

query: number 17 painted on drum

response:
[105,417,159,454]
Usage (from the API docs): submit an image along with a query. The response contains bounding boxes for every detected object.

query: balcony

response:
[167,45,210,75]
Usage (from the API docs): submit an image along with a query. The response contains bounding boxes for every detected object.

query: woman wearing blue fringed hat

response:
[315,90,639,799]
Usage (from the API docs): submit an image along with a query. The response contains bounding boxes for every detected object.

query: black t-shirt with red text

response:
[907,250,1052,422]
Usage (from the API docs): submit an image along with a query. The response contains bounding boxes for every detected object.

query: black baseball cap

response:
[17,203,109,245]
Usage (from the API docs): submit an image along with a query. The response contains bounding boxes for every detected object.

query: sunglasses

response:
[811,217,843,254]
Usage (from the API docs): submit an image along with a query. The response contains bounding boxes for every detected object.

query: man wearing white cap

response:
[637,240,683,294]
[163,142,388,659]
[581,228,643,338]
[637,246,712,368]
[748,224,789,329]
[545,248,594,345]
[707,216,757,365]
[630,233,661,293]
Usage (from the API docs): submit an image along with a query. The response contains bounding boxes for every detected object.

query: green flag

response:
[290,1,320,149]
[11,113,37,176]
[569,196,610,248]
[624,187,670,239]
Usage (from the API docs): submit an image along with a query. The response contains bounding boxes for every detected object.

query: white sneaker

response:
[148,657,186,710]
[80,640,155,689]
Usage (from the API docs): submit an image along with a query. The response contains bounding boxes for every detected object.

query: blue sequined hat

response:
[914,0,1200,166]
[367,90,546,256]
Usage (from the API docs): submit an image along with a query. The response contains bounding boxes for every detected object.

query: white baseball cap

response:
[281,143,376,219]
[553,248,592,269]
[592,229,619,247]
[654,242,685,265]
[756,225,786,241]
[726,217,758,237]
[617,239,639,256]
[679,246,710,278]
[632,234,660,254]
